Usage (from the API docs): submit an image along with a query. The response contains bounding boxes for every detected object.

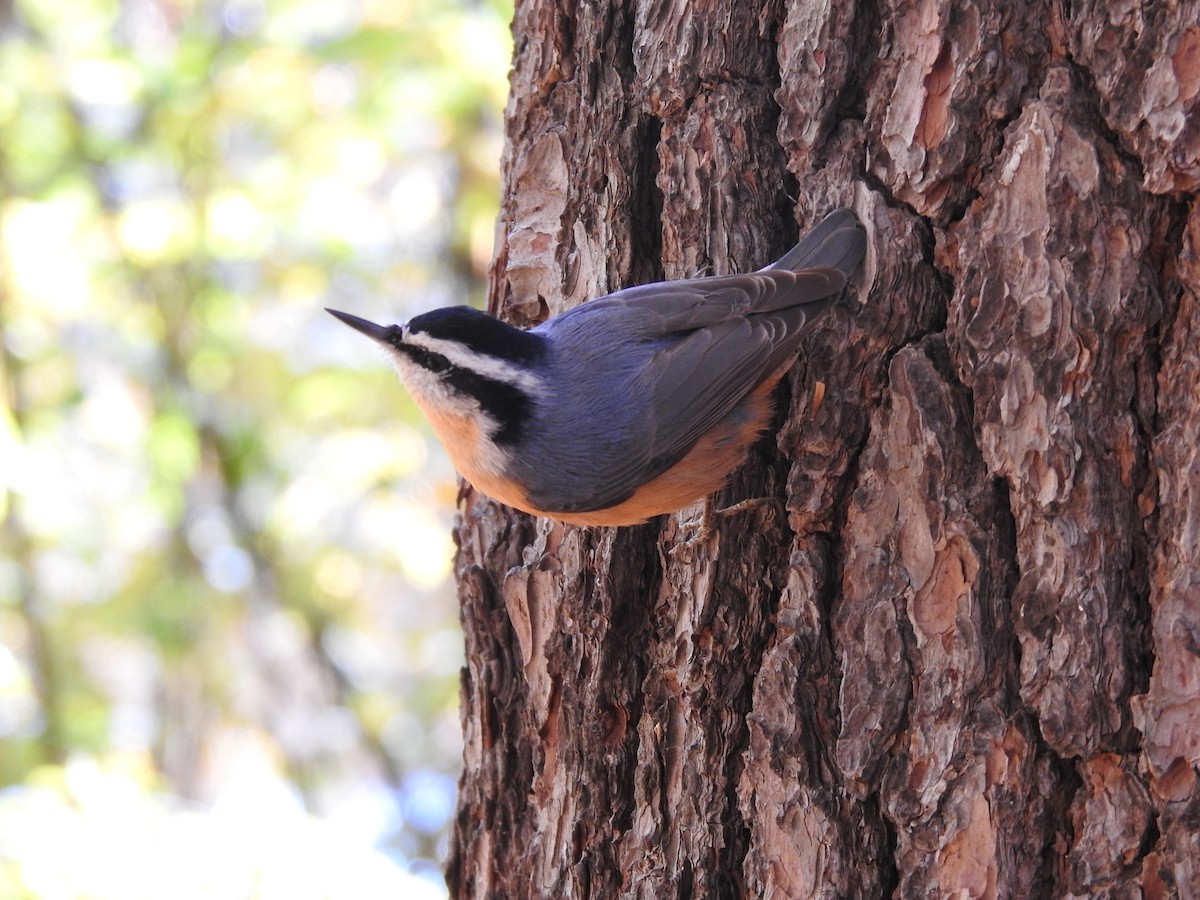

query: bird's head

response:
[326,305,546,447]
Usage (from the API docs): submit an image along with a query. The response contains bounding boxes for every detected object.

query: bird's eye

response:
[424,354,450,374]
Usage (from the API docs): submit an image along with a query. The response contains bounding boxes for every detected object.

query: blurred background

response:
[0,0,512,896]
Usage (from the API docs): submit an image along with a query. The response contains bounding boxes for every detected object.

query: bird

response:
[327,208,867,526]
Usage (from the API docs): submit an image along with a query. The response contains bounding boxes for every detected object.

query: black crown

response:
[408,306,546,365]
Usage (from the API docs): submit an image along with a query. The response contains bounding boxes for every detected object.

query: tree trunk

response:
[447,1,1200,896]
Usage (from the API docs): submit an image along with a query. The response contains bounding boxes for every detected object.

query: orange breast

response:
[419,404,532,512]
[420,369,787,527]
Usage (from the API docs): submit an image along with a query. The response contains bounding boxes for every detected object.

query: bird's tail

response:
[765,208,867,277]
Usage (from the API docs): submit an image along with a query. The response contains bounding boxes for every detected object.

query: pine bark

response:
[447,0,1200,896]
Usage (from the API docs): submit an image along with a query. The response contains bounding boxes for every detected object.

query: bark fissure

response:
[1060,55,1151,188]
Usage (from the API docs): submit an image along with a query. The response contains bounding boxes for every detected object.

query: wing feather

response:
[521,209,866,514]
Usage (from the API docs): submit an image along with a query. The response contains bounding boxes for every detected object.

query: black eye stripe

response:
[444,369,533,446]
[395,344,531,446]
[400,344,451,373]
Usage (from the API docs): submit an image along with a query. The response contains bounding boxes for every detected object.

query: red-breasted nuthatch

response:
[327,208,866,526]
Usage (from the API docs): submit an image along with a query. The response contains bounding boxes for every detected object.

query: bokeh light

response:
[0,0,512,894]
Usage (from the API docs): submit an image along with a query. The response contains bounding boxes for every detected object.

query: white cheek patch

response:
[405,331,546,397]
[386,351,470,414]
[385,349,512,477]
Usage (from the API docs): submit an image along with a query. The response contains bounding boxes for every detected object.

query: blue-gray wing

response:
[522,210,866,513]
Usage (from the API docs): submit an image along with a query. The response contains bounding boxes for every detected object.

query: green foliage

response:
[0,0,510,891]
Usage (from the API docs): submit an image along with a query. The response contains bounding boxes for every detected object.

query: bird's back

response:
[514,209,867,517]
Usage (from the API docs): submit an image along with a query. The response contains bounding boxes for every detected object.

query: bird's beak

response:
[326,308,395,346]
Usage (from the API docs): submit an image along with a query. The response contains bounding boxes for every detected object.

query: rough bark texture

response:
[447,0,1200,896]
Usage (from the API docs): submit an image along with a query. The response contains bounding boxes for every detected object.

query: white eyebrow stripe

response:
[405,330,546,395]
